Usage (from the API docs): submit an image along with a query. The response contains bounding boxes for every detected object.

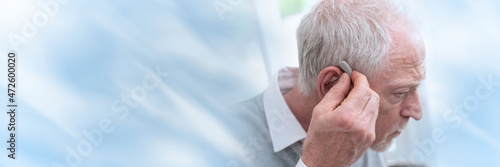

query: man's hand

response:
[301,71,380,167]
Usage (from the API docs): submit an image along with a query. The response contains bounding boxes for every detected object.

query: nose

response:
[401,89,423,120]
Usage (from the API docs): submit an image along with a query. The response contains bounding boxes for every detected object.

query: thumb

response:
[319,73,351,111]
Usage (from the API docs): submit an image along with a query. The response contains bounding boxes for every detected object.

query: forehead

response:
[377,27,426,88]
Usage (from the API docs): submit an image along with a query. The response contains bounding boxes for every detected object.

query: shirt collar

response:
[263,67,307,152]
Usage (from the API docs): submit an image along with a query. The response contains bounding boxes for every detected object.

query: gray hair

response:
[297,0,412,95]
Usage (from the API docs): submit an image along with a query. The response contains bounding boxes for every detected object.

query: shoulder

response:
[225,93,273,144]
[227,93,266,126]
[225,94,300,167]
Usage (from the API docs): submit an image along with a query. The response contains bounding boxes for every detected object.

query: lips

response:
[385,122,408,140]
[396,121,409,132]
[393,131,402,135]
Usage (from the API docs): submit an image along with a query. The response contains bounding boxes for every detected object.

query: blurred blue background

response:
[0,0,499,166]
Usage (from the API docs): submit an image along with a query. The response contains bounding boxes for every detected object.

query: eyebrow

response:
[389,82,421,91]
[389,68,426,90]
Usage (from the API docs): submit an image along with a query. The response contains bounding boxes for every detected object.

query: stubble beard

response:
[370,122,408,152]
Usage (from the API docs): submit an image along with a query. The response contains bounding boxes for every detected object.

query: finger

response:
[351,71,370,89]
[341,71,372,111]
[319,73,351,112]
[362,93,380,128]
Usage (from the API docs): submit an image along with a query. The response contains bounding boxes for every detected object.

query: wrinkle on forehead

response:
[378,24,426,88]
[389,52,425,79]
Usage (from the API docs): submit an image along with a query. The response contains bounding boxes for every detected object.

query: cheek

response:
[377,96,402,119]
[375,99,402,136]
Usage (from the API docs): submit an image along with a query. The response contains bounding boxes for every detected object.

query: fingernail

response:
[339,73,346,83]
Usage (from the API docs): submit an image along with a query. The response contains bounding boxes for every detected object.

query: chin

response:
[370,140,392,152]
[370,132,400,152]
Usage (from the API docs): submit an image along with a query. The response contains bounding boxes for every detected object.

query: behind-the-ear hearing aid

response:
[339,60,352,78]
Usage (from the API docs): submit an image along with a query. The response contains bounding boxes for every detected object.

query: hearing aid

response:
[339,60,352,78]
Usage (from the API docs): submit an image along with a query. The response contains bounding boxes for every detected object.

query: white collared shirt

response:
[263,67,308,166]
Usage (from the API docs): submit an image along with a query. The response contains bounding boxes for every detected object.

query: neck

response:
[283,86,320,132]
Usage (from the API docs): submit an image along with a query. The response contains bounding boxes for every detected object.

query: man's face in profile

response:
[369,25,426,151]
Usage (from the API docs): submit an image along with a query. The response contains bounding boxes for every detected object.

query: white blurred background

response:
[0,0,499,166]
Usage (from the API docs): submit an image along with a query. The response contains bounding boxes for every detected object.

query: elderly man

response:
[229,0,425,166]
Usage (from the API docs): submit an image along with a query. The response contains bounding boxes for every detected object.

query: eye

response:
[393,92,408,99]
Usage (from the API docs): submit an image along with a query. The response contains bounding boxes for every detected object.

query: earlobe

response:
[316,66,344,98]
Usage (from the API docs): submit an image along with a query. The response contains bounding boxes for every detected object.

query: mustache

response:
[394,121,408,132]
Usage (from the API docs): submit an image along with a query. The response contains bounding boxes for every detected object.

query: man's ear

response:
[316,66,344,99]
